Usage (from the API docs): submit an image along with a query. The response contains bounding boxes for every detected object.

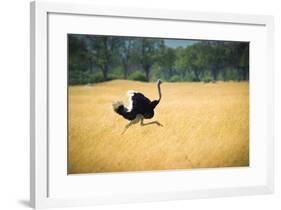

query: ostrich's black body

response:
[115,92,159,121]
[113,80,162,121]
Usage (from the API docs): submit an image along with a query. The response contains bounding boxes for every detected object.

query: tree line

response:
[68,34,249,84]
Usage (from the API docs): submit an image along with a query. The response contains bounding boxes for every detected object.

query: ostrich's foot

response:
[140,119,163,127]
[122,115,142,134]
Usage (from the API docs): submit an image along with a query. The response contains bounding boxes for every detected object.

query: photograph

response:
[67,34,249,174]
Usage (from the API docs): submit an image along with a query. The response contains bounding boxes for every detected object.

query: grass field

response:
[68,80,249,174]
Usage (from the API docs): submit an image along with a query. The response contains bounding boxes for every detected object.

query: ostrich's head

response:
[157,79,162,85]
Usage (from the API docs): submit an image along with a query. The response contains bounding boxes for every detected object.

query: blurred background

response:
[68,34,249,84]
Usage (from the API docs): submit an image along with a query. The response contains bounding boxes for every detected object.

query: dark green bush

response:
[128,71,147,82]
[202,73,212,83]
[88,73,104,83]
[68,71,89,85]
[170,75,181,82]
[69,71,105,85]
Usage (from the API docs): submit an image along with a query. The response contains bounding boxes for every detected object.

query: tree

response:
[68,35,94,84]
[200,41,224,82]
[159,47,176,80]
[239,43,249,81]
[86,36,120,80]
[68,35,89,69]
[136,38,164,81]
[175,47,188,80]
[226,42,249,81]
[119,38,135,79]
[185,44,205,81]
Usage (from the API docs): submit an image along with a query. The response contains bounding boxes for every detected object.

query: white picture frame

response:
[30,0,274,209]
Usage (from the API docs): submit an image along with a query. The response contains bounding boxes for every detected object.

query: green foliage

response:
[89,73,104,83]
[69,71,105,85]
[170,75,181,82]
[159,48,176,80]
[202,72,213,83]
[68,34,249,84]
[134,38,165,81]
[128,71,147,82]
[150,64,162,81]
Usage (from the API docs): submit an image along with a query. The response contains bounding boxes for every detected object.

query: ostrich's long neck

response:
[157,82,162,101]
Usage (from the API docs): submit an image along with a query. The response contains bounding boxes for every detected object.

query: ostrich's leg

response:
[140,118,163,127]
[122,115,142,134]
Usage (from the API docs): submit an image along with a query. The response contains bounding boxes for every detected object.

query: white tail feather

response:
[127,90,137,112]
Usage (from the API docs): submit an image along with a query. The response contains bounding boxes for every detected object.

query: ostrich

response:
[113,79,163,134]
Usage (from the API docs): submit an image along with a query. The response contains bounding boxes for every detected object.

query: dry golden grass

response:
[68,80,249,174]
